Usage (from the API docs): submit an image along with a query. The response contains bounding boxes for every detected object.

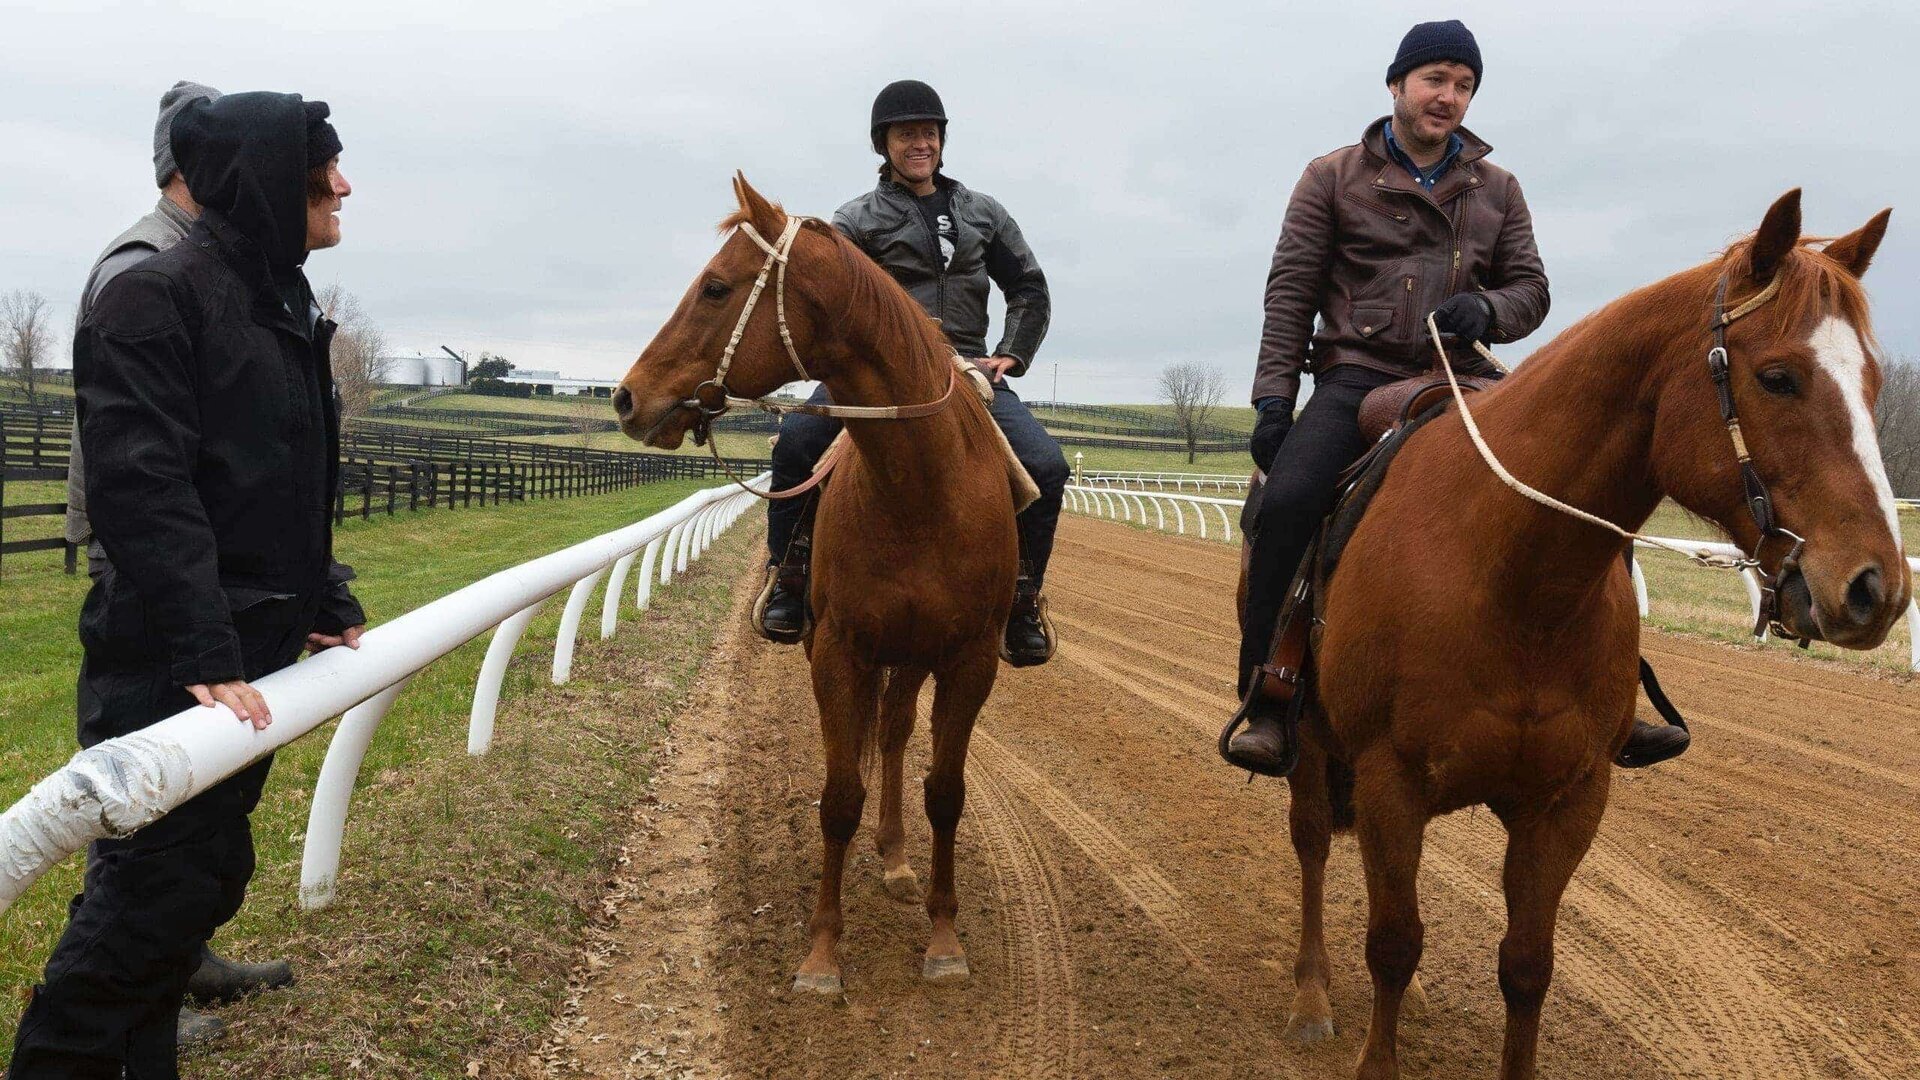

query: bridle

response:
[1427,268,1812,644]
[646,215,961,500]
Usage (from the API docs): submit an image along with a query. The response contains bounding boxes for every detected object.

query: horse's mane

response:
[717,205,959,387]
[1631,233,1877,348]
[1528,230,1880,375]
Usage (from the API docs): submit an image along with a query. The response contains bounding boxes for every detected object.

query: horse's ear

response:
[1823,208,1892,279]
[733,172,784,237]
[1749,188,1802,284]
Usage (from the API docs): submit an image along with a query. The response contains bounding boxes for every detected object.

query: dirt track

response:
[546,516,1920,1079]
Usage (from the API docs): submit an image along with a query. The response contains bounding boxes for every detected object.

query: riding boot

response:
[753,537,812,644]
[1615,718,1691,768]
[1001,571,1056,667]
[1222,665,1299,777]
[183,944,293,1007]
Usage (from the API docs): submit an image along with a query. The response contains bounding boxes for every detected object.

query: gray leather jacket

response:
[832,174,1050,375]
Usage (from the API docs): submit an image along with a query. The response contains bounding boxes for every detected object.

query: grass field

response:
[0,478,746,1074]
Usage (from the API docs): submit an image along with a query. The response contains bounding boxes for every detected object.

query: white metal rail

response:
[0,476,767,916]
[1076,470,1249,493]
[1064,485,1920,671]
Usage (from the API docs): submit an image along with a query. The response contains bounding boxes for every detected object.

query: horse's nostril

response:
[1844,566,1885,625]
[612,385,634,421]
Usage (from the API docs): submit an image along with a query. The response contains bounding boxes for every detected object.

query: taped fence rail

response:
[0,475,768,916]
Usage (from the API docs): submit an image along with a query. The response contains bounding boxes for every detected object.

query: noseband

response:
[1426,268,1810,644]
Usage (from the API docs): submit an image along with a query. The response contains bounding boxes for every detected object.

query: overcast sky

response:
[2,0,1913,404]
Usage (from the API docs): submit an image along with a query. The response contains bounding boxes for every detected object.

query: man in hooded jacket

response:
[10,90,363,1079]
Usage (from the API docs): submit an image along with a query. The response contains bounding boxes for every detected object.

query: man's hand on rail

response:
[186,680,273,731]
[306,625,365,654]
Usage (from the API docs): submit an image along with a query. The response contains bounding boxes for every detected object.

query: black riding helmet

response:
[870,79,947,157]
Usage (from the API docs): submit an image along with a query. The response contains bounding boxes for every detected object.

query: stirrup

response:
[1218,671,1299,779]
[751,564,810,644]
[1000,591,1056,667]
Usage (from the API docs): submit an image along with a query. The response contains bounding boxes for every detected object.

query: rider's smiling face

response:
[886,121,942,188]
[1389,61,1476,150]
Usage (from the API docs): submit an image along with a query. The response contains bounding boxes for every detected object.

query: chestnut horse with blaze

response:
[1259,191,1906,1080]
[615,177,1017,994]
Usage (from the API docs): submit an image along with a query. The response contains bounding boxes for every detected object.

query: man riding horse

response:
[754,80,1069,667]
[1227,20,1686,773]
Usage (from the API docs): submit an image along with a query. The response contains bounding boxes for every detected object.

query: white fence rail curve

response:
[1064,485,1920,671]
[0,476,768,917]
[1076,469,1250,493]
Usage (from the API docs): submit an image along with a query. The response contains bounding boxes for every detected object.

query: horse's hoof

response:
[882,866,922,904]
[1284,1015,1335,1044]
[791,971,843,995]
[922,954,970,982]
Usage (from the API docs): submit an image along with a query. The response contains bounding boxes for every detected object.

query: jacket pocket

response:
[1342,192,1410,224]
[1352,308,1395,339]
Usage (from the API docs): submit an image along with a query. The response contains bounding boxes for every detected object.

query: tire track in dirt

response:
[971,731,1206,971]
[965,753,1082,1079]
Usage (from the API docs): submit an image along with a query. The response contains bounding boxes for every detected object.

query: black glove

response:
[1431,293,1494,344]
[1249,399,1295,474]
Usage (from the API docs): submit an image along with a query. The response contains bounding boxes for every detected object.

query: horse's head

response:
[614,174,844,448]
[1651,189,1908,648]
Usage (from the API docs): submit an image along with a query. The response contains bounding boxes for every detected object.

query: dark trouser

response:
[766,381,1070,587]
[10,587,311,1079]
[1238,365,1400,683]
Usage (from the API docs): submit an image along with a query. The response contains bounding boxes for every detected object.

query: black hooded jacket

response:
[74,91,363,686]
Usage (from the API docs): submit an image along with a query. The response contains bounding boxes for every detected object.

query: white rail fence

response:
[0,476,768,916]
[1076,470,1250,493]
[1065,485,1920,671]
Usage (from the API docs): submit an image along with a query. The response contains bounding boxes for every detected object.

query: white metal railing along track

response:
[0,476,768,915]
[1063,484,1920,672]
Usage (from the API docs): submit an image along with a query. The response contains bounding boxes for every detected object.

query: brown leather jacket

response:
[1252,117,1549,403]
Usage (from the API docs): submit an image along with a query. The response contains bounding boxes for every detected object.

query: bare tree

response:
[0,290,54,406]
[317,283,390,419]
[1877,354,1920,498]
[570,393,605,448]
[1158,360,1227,464]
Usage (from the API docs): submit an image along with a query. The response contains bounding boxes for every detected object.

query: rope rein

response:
[1423,313,1764,572]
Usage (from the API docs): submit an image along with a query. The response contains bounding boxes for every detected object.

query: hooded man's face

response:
[306,156,350,251]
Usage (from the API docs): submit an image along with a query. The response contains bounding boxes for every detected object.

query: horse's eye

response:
[701,280,731,301]
[1757,367,1799,396]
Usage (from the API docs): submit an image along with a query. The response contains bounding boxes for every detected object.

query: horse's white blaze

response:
[1808,316,1904,558]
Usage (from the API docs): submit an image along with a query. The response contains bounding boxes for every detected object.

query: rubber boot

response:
[184,944,293,1006]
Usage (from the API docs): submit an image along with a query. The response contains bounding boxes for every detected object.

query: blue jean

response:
[766,381,1069,587]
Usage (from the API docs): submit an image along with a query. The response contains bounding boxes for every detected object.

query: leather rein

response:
[1426,270,1810,643]
[653,215,960,501]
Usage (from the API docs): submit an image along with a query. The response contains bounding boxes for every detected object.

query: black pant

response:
[10,589,311,1079]
[766,381,1070,587]
[1238,365,1400,681]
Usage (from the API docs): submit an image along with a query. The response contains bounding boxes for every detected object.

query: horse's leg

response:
[920,647,997,981]
[793,642,881,994]
[1352,759,1427,1080]
[1284,734,1336,1043]
[1495,768,1608,1080]
[874,666,929,903]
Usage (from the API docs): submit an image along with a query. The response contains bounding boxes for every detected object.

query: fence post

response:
[360,464,372,520]
[386,465,397,517]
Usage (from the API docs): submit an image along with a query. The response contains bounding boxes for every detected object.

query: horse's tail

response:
[1326,754,1357,832]
[865,665,927,779]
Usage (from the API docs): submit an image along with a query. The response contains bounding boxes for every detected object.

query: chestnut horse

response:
[1269,191,1906,1079]
[615,176,1017,994]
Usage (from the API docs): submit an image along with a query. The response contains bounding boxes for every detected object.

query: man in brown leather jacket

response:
[1230,21,1551,773]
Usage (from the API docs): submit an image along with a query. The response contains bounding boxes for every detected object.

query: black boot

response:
[185,944,293,1006]
[753,559,810,644]
[1614,718,1691,768]
[176,1006,228,1050]
[1001,576,1056,667]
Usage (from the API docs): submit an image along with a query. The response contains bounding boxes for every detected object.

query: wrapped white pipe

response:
[0,475,768,916]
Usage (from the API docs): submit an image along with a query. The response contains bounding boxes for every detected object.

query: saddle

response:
[1219,369,1484,778]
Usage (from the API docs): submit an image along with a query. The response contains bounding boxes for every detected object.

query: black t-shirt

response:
[916,187,956,269]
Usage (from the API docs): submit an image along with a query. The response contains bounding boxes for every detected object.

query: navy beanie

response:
[1386,20,1482,88]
